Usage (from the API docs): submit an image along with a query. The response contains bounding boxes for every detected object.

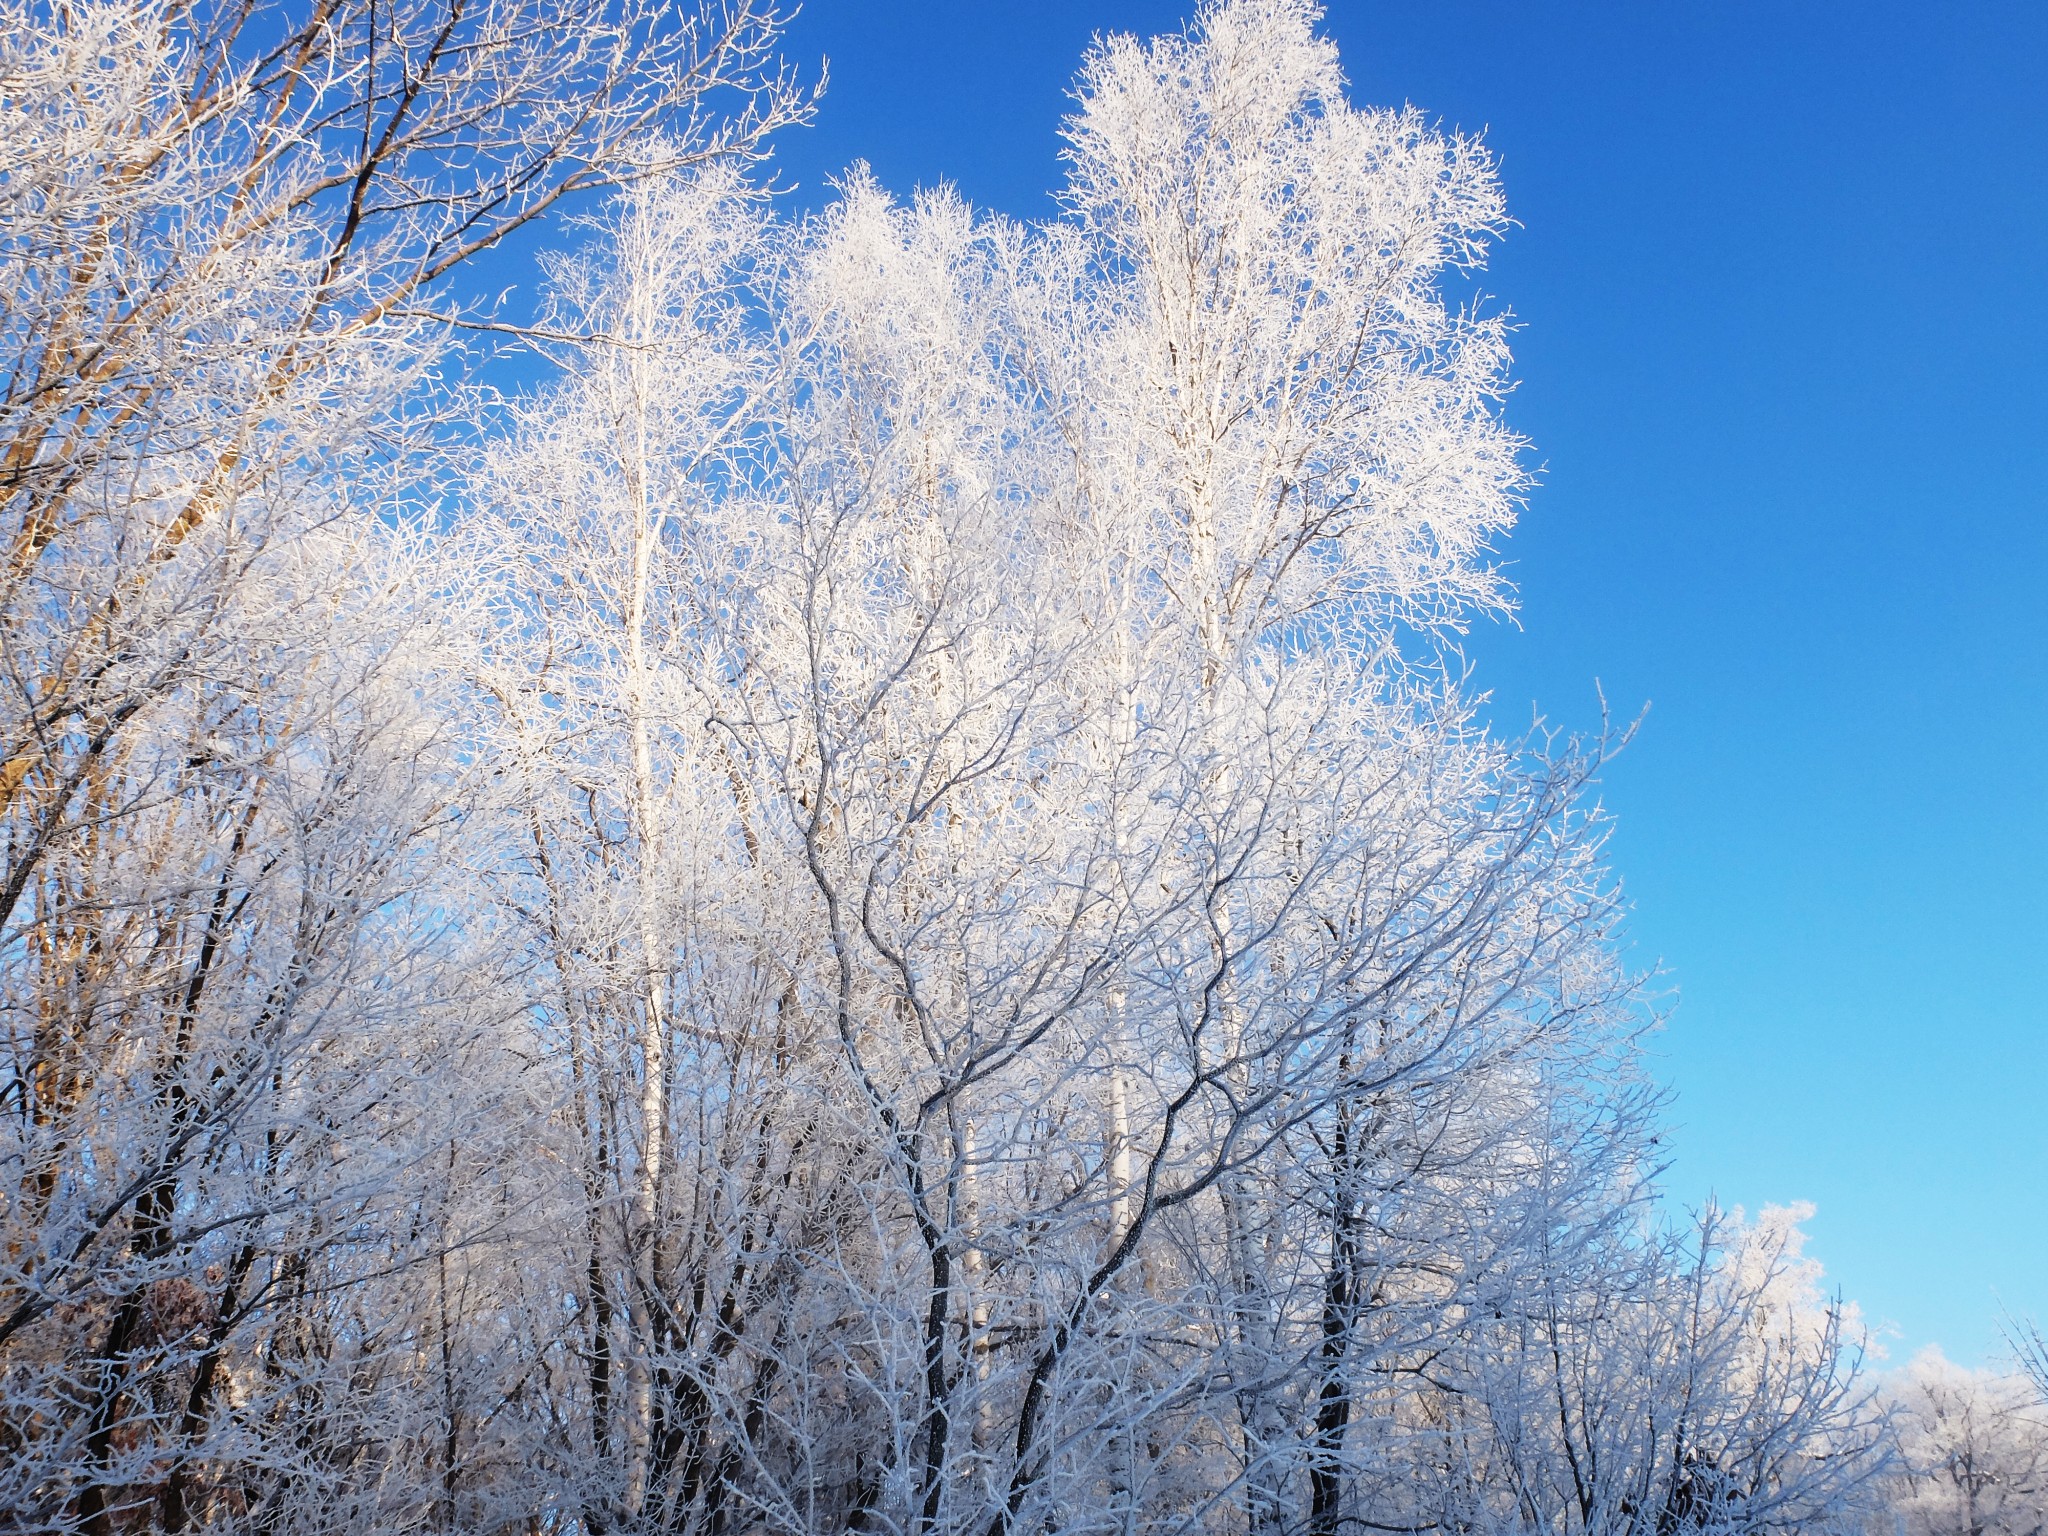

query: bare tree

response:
[2013,1321,2048,1410]
[1889,1350,2048,1536]
[0,0,805,1528]
[446,9,1837,1536]
[1422,1202,1892,1536]
[0,3,1898,1533]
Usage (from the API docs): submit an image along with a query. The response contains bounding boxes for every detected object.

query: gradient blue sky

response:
[747,0,2048,1367]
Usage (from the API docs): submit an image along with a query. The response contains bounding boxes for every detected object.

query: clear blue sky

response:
[748,0,2048,1367]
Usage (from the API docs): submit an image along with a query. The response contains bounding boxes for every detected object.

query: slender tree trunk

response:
[616,314,671,1523]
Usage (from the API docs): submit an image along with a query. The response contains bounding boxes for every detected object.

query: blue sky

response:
[751,0,2048,1367]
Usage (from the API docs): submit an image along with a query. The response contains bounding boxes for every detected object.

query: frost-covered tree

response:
[1886,1350,2048,1536]
[0,2,1898,1533]
[1421,1203,1890,1536]
[449,7,1890,1536]
[0,0,804,1529]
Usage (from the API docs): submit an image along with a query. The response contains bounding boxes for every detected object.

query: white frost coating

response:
[0,3,1902,1533]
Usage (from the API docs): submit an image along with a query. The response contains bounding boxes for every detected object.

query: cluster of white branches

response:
[0,2,1904,1533]
[1882,1349,2048,1536]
